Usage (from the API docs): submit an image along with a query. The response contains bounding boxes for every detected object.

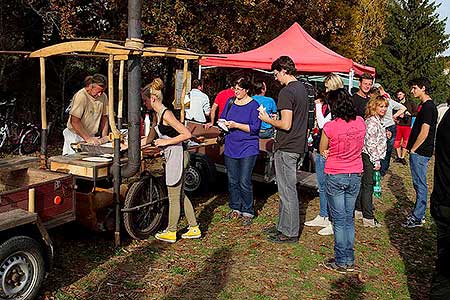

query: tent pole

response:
[348,69,355,93]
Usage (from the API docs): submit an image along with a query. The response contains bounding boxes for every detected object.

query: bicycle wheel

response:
[19,129,40,155]
[0,130,6,151]
[123,175,168,240]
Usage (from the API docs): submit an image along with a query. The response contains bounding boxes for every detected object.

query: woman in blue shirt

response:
[222,77,261,226]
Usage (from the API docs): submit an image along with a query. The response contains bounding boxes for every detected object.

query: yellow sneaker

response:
[181,226,201,239]
[155,230,177,243]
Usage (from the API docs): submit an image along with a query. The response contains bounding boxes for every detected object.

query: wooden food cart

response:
[0,38,213,300]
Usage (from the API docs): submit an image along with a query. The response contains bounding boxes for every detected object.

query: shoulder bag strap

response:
[223,97,236,118]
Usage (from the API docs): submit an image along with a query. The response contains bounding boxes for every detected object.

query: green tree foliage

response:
[369,0,450,102]
[48,0,128,40]
[43,0,378,97]
[350,0,388,63]
[0,0,45,93]
[1,0,390,126]
[47,0,373,57]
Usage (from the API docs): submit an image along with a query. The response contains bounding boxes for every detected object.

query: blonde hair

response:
[324,73,344,92]
[142,78,164,102]
[365,96,388,119]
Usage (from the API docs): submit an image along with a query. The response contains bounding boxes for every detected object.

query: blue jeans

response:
[225,155,257,217]
[315,153,328,217]
[409,152,431,221]
[381,124,396,176]
[326,173,361,266]
[274,150,303,237]
[259,127,274,139]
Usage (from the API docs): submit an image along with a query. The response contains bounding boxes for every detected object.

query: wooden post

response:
[118,60,125,129]
[39,58,47,169]
[108,54,122,248]
[28,188,35,213]
[179,59,188,122]
[108,55,121,139]
[40,58,47,131]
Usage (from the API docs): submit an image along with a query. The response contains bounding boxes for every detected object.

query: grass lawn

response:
[39,159,436,300]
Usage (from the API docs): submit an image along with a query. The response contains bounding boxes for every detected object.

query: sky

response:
[436,0,450,56]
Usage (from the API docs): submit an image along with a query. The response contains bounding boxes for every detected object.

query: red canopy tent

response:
[199,22,375,77]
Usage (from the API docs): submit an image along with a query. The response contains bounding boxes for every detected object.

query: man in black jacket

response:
[430,108,450,299]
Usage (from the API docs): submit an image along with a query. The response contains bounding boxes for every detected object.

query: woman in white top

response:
[304,73,344,236]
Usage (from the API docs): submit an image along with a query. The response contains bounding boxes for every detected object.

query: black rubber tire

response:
[0,236,45,300]
[123,176,168,240]
[19,129,40,155]
[184,154,216,196]
[184,163,206,196]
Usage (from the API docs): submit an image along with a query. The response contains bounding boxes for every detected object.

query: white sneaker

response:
[354,210,363,220]
[362,218,382,228]
[304,215,330,227]
[318,224,334,236]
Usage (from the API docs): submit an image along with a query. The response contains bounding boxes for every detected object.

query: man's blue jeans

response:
[274,150,303,237]
[381,124,396,176]
[409,152,431,221]
[326,173,361,266]
[224,155,257,217]
[315,153,328,218]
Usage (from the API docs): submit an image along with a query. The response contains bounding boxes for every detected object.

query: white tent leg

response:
[349,69,355,93]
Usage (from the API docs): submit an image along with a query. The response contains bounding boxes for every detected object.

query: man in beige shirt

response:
[62,74,109,155]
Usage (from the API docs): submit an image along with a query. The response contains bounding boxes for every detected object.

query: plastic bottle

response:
[144,113,151,137]
[373,170,382,198]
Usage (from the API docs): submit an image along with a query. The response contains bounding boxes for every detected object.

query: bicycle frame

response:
[0,118,39,154]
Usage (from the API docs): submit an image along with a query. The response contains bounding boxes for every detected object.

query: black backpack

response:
[299,79,317,151]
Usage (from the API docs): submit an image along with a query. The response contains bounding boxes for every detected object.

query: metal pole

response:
[113,0,143,247]
[113,136,121,247]
[348,69,355,94]
[120,0,142,179]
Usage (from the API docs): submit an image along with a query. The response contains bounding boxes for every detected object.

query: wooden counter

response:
[49,153,113,180]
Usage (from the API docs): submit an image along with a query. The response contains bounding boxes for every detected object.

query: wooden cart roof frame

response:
[28,40,219,167]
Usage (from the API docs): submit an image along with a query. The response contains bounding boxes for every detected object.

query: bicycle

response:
[0,99,41,155]
[18,122,41,155]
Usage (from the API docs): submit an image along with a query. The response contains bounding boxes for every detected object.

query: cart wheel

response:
[0,236,45,300]
[123,175,168,240]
